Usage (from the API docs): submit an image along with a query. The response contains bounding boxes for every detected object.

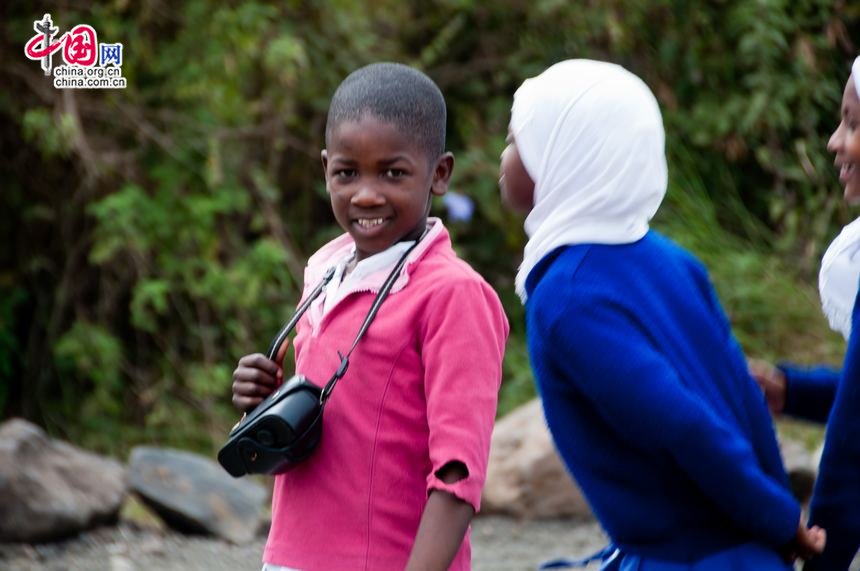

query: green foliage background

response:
[1,1,857,455]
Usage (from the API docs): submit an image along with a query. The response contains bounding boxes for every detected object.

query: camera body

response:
[217,235,421,478]
[217,375,324,477]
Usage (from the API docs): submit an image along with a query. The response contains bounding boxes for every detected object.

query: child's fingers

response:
[233,357,279,388]
[275,338,291,366]
[793,525,827,560]
[231,354,281,412]
[232,376,277,412]
[233,377,277,396]
[233,365,278,388]
[810,526,826,553]
[232,393,265,412]
[237,353,280,376]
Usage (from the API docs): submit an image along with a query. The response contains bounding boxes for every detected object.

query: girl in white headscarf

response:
[749,56,860,571]
[499,59,825,570]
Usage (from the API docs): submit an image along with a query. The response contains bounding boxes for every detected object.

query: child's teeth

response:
[358,218,384,228]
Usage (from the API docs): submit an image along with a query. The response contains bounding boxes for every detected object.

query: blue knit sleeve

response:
[807,291,860,570]
[776,363,839,424]
[550,295,800,549]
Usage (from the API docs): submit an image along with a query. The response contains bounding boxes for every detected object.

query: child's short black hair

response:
[325,63,446,158]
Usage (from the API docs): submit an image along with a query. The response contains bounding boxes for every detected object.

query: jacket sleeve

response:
[419,278,509,512]
[776,363,839,424]
[549,295,800,549]
[807,292,860,569]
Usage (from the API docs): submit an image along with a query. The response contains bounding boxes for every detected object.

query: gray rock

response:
[0,418,127,542]
[129,446,267,543]
[482,399,592,519]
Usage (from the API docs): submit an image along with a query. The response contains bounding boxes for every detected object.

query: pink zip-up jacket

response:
[264,219,509,570]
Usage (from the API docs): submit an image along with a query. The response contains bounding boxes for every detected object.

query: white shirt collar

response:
[322,240,416,316]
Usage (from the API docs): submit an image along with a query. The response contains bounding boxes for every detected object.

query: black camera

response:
[217,375,324,477]
[217,229,424,478]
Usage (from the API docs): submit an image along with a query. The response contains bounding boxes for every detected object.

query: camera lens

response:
[257,429,274,446]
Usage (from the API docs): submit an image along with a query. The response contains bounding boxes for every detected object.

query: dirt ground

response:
[0,516,607,571]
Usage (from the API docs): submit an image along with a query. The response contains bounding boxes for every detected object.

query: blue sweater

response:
[779,364,839,424]
[524,232,800,563]
[801,289,860,571]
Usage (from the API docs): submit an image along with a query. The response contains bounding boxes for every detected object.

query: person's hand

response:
[783,519,826,562]
[231,352,281,413]
[748,358,787,415]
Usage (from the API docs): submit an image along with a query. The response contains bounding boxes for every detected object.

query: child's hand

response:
[748,358,786,415]
[784,519,826,562]
[231,353,281,413]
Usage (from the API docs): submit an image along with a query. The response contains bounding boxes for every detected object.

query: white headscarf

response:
[855,56,860,101]
[511,60,668,302]
[817,56,860,340]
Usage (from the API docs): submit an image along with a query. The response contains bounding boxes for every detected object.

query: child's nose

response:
[828,124,843,154]
[351,184,385,206]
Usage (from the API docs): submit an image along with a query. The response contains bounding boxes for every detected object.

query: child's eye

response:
[383,168,406,179]
[334,169,357,179]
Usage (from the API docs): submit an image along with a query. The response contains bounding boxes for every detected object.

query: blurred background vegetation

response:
[1,0,858,456]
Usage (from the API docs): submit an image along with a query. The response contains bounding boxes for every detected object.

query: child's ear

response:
[320,150,330,188]
[430,152,454,197]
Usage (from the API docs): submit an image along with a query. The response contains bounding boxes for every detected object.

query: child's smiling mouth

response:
[840,161,856,184]
[354,217,389,232]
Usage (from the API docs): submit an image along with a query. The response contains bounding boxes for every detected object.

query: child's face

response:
[499,132,535,214]
[322,115,453,261]
[828,75,860,203]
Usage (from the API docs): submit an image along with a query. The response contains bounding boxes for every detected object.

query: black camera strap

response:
[266,228,427,405]
[319,228,427,403]
[265,266,337,362]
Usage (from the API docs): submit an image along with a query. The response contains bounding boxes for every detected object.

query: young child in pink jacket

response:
[231,62,509,571]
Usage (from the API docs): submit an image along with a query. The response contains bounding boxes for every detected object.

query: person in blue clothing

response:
[750,56,860,571]
[498,58,826,570]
